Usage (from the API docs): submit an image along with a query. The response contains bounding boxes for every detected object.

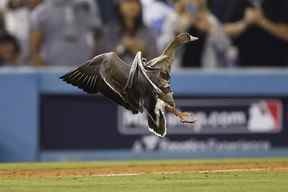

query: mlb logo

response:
[248,100,282,133]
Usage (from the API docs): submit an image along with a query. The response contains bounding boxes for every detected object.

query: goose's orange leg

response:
[165,105,195,124]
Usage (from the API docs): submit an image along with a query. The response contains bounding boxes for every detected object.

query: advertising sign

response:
[40,95,288,152]
[119,98,283,135]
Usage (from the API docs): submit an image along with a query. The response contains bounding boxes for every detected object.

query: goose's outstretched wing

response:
[60,52,131,109]
[60,55,101,94]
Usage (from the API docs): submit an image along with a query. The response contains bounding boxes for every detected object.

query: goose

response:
[60,32,198,137]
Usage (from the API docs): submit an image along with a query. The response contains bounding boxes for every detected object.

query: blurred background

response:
[0,0,288,162]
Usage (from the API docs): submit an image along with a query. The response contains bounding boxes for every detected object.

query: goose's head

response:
[175,33,198,44]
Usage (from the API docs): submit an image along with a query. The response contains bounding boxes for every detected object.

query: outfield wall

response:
[1,67,288,162]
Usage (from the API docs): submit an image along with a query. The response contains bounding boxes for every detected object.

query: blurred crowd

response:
[0,0,287,68]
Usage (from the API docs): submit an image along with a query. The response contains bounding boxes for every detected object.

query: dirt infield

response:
[1,159,288,178]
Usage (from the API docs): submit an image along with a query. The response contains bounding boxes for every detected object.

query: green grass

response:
[0,157,287,170]
[1,172,288,192]
[1,158,288,192]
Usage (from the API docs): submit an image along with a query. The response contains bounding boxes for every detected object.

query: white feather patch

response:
[148,98,167,137]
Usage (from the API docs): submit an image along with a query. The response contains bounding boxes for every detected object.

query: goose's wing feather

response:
[60,52,131,109]
[60,55,101,93]
[145,55,168,68]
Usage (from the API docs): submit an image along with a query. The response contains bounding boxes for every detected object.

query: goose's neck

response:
[170,39,181,49]
[161,38,180,57]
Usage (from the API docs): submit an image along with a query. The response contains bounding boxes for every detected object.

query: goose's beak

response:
[189,35,198,41]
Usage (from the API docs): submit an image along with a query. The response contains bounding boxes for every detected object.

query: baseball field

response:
[0,157,288,192]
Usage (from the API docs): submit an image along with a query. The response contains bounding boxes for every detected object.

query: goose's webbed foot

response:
[165,105,196,124]
[176,111,196,124]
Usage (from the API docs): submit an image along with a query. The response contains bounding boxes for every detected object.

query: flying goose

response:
[60,32,198,137]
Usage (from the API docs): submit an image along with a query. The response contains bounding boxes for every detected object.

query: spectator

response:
[95,0,116,24]
[159,0,232,69]
[30,0,101,67]
[141,0,173,35]
[0,32,20,66]
[2,0,42,64]
[158,0,191,51]
[219,0,288,67]
[0,10,5,32]
[95,0,159,63]
[28,0,42,9]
